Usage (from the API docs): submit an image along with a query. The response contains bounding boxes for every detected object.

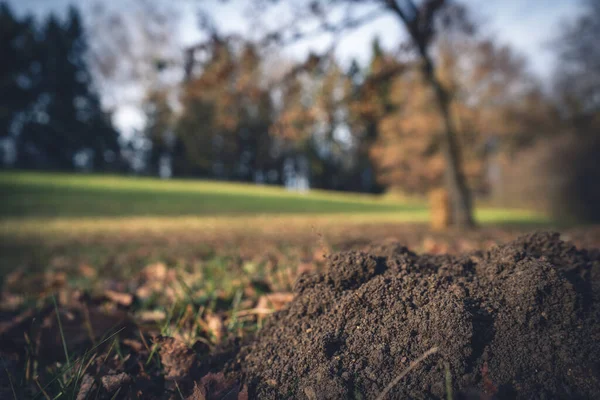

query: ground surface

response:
[231,232,600,399]
[1,172,598,399]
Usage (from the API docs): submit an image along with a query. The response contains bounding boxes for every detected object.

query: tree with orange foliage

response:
[175,40,277,181]
[368,34,552,195]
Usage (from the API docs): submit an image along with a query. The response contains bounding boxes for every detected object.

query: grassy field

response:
[0,170,546,228]
[0,171,423,218]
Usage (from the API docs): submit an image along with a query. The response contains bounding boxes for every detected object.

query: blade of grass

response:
[35,378,52,400]
[227,289,243,332]
[33,327,125,400]
[52,295,70,368]
[161,302,177,336]
[445,361,453,400]
[174,381,185,400]
[145,342,159,367]
[109,387,122,400]
[1,354,18,400]
[70,354,97,400]
[375,347,438,400]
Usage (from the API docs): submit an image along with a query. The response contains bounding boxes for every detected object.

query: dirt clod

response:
[231,232,600,399]
[157,336,198,381]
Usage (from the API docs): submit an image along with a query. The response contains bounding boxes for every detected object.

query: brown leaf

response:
[187,373,245,400]
[76,374,95,400]
[256,292,294,312]
[78,264,97,279]
[3,269,24,289]
[140,262,168,281]
[135,284,155,300]
[205,314,225,343]
[0,292,24,311]
[137,309,167,323]
[122,338,144,353]
[101,372,131,393]
[156,336,197,380]
[104,290,134,307]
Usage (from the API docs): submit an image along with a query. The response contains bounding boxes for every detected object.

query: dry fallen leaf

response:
[140,262,168,281]
[78,264,97,279]
[205,313,225,343]
[101,372,131,393]
[256,292,294,312]
[122,338,144,352]
[187,372,247,400]
[104,290,134,307]
[137,310,167,323]
[76,374,95,400]
[3,269,24,289]
[0,292,24,311]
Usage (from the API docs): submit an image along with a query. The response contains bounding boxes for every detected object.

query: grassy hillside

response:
[0,171,548,237]
[0,171,424,218]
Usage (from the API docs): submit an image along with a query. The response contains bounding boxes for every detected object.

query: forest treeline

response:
[1,1,598,220]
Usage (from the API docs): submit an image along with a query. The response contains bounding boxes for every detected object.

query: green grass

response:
[0,171,424,218]
[0,171,547,224]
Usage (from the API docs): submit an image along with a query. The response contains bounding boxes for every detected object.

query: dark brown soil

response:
[227,232,600,399]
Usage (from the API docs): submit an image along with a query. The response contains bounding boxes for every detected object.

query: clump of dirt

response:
[229,232,600,399]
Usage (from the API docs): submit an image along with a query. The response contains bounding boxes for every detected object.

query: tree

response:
[383,0,475,227]
[175,39,278,181]
[142,89,175,176]
[198,0,477,227]
[547,0,600,222]
[369,34,550,195]
[16,7,119,170]
[553,0,600,119]
[0,4,38,140]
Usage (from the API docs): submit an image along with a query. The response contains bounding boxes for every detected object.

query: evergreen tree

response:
[17,6,119,170]
[0,4,38,139]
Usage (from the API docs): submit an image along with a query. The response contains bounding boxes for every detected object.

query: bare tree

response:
[384,0,474,228]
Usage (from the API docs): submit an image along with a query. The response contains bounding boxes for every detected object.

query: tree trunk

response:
[383,0,475,229]
[421,53,475,229]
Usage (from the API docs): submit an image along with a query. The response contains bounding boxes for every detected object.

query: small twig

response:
[375,347,439,400]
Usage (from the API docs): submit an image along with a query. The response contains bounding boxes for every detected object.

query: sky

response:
[7,0,584,135]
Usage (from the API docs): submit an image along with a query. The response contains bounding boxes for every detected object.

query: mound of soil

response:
[228,232,600,399]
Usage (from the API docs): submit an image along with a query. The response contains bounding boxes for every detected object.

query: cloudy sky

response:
[7,0,584,134]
